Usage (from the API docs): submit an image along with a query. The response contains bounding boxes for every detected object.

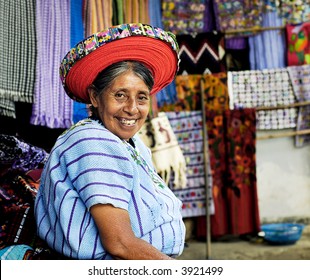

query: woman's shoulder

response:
[59,118,119,141]
[52,119,121,153]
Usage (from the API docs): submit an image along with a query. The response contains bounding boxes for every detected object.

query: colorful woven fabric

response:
[165,111,215,218]
[197,108,260,238]
[275,0,310,24]
[161,0,209,36]
[0,0,36,117]
[228,68,298,130]
[0,134,48,173]
[176,32,226,75]
[287,64,310,147]
[31,0,73,129]
[286,22,310,66]
[202,72,229,112]
[249,10,286,70]
[0,171,40,249]
[160,73,229,113]
[213,0,264,35]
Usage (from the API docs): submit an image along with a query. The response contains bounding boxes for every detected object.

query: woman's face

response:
[89,71,151,141]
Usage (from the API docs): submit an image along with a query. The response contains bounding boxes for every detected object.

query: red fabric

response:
[66,36,178,103]
[196,108,260,239]
[286,22,310,66]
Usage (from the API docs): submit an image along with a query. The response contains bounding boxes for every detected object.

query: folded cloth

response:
[0,134,48,172]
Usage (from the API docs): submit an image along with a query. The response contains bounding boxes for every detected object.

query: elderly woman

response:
[34,23,186,260]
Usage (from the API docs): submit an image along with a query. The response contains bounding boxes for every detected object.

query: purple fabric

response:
[30,0,73,129]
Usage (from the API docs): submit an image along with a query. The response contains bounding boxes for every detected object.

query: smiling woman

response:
[34,23,185,260]
[88,61,152,141]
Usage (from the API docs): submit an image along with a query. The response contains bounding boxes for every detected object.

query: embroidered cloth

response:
[287,64,310,147]
[161,0,209,36]
[197,108,260,238]
[166,111,215,218]
[228,68,298,130]
[286,22,310,66]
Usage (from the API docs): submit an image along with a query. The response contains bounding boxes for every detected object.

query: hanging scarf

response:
[30,0,73,129]
[0,0,36,117]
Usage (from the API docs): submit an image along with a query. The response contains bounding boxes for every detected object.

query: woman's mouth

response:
[118,118,137,126]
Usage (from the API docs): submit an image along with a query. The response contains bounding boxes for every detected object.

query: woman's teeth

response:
[119,118,136,125]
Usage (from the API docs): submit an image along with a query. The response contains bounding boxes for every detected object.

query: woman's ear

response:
[88,86,98,108]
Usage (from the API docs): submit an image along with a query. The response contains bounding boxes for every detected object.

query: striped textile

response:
[0,0,36,117]
[30,0,73,129]
[34,118,185,259]
[249,10,286,70]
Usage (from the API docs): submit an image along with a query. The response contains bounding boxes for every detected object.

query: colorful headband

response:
[60,23,180,103]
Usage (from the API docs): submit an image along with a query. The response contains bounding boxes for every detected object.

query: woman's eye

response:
[138,94,149,101]
[115,93,127,99]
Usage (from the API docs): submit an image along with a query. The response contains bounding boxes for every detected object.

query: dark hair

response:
[89,61,154,117]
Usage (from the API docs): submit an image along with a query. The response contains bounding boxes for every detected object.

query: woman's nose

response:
[124,98,138,113]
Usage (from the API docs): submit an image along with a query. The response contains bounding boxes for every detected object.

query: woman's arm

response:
[90,204,174,260]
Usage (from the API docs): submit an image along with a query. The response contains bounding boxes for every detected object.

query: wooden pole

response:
[200,79,212,259]
[257,129,310,140]
[256,100,310,111]
[224,25,285,35]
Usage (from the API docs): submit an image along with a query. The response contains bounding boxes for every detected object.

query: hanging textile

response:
[213,0,264,35]
[176,32,226,75]
[166,111,215,218]
[71,0,88,124]
[148,0,178,109]
[0,0,36,117]
[138,112,187,189]
[197,108,260,238]
[203,72,229,112]
[30,0,73,129]
[84,0,113,36]
[228,68,298,130]
[248,10,286,70]
[287,64,310,148]
[161,0,209,36]
[286,22,310,66]
[275,0,310,24]
[159,74,203,112]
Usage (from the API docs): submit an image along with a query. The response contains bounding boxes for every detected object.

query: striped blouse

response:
[34,119,185,259]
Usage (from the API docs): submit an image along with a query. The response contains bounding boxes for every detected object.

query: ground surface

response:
[177,224,310,260]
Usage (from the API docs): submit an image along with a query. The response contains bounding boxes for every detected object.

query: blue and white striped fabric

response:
[34,119,185,259]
